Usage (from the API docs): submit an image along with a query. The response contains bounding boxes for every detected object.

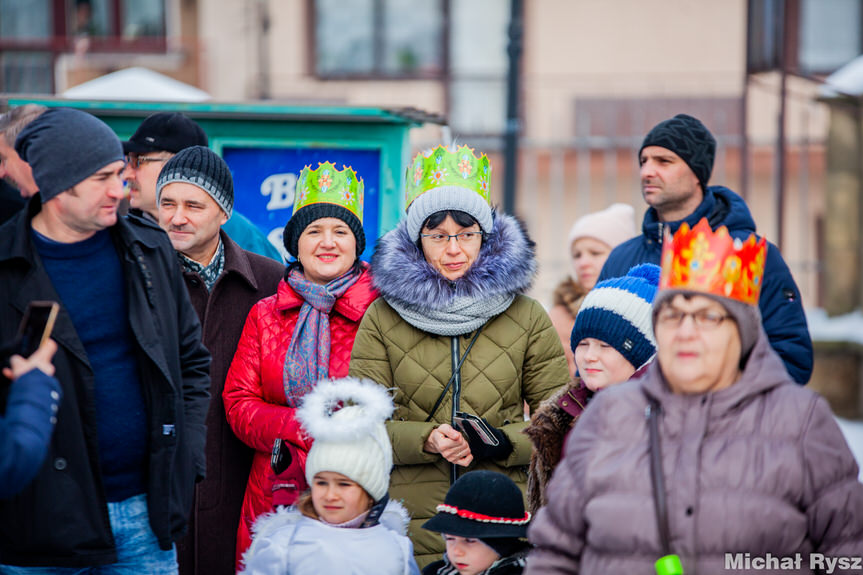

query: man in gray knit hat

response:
[0,107,211,572]
[598,113,813,385]
[156,145,283,575]
[122,112,282,261]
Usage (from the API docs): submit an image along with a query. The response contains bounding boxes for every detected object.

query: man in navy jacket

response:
[599,114,812,384]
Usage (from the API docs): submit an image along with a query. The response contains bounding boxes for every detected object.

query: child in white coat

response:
[241,378,420,575]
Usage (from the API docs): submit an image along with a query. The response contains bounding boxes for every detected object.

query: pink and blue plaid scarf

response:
[283,267,361,407]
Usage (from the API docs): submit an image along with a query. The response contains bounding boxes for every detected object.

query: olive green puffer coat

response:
[349,212,569,568]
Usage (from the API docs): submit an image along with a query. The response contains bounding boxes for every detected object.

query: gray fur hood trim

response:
[371,210,536,310]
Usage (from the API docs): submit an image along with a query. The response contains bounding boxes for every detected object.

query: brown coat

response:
[176,231,284,575]
[523,377,590,513]
[527,327,863,574]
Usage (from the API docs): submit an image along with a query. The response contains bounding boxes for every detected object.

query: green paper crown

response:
[405,145,491,210]
[295,162,364,222]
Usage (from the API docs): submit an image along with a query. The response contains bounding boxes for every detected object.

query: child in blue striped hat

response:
[570,263,659,391]
[525,263,660,512]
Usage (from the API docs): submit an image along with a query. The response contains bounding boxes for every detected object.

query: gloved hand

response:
[461,417,513,461]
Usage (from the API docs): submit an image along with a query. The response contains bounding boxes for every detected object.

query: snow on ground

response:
[803,309,863,481]
[806,308,863,346]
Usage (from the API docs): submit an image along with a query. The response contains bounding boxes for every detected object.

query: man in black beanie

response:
[155,145,283,575]
[0,107,211,572]
[598,113,813,385]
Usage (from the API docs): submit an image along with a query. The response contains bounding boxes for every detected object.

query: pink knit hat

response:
[568,203,637,250]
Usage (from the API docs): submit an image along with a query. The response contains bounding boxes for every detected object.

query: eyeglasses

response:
[420,231,483,246]
[125,155,170,169]
[656,308,731,330]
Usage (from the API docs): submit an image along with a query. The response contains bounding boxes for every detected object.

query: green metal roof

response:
[3,96,444,126]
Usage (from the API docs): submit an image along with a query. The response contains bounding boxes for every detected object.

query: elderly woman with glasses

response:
[526,219,863,575]
[349,145,570,569]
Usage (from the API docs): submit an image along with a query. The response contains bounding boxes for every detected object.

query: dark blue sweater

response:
[32,228,147,501]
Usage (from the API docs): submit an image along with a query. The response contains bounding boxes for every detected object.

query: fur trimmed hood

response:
[241,499,414,574]
[249,498,412,542]
[371,210,536,310]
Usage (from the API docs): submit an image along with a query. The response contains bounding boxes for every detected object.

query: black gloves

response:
[461,417,513,461]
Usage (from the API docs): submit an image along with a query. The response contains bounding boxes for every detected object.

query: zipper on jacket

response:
[450,336,461,486]
[657,222,664,245]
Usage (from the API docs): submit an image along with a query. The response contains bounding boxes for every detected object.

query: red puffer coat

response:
[223,267,378,566]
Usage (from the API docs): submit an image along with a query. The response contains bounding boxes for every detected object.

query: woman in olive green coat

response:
[349,145,570,569]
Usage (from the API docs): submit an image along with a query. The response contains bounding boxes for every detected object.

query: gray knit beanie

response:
[156,146,233,218]
[405,186,493,242]
[15,107,124,203]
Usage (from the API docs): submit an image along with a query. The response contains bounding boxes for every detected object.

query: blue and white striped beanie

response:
[571,263,660,370]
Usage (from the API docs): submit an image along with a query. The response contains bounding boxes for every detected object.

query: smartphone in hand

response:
[16,301,59,358]
[453,411,500,446]
[271,438,293,475]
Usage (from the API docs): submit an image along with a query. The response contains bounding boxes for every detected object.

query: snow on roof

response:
[806,308,863,346]
[62,67,210,102]
[819,54,863,98]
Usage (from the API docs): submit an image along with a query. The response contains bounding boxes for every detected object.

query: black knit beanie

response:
[156,146,233,217]
[283,202,365,258]
[15,107,124,203]
[640,114,716,190]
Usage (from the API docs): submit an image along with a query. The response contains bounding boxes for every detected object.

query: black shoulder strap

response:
[425,327,483,423]
[646,397,672,556]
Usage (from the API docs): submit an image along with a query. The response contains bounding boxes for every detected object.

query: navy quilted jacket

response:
[599,186,813,384]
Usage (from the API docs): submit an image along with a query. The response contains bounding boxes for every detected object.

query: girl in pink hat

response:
[548,203,637,374]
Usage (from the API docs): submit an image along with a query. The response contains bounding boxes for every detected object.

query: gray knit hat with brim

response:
[405,185,494,241]
[652,289,761,365]
[156,146,233,218]
[15,107,124,203]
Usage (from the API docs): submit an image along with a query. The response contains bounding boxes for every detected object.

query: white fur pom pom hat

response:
[297,378,395,502]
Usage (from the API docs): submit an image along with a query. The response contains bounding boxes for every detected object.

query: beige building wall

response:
[523,0,746,142]
[198,0,445,140]
[190,0,826,310]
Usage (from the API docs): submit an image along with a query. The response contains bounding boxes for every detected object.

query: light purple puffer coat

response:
[526,327,863,575]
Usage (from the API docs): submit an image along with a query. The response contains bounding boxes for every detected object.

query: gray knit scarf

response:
[385,293,514,336]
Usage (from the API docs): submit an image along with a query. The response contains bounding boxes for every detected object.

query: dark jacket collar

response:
[0,196,159,262]
[215,230,262,292]
[640,186,757,243]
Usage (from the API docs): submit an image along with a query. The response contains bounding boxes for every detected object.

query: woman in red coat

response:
[223,163,378,566]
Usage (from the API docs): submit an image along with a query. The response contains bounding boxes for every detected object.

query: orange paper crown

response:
[660,218,767,306]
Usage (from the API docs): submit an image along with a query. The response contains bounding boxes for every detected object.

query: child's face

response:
[444,534,500,575]
[574,337,636,391]
[311,471,373,524]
